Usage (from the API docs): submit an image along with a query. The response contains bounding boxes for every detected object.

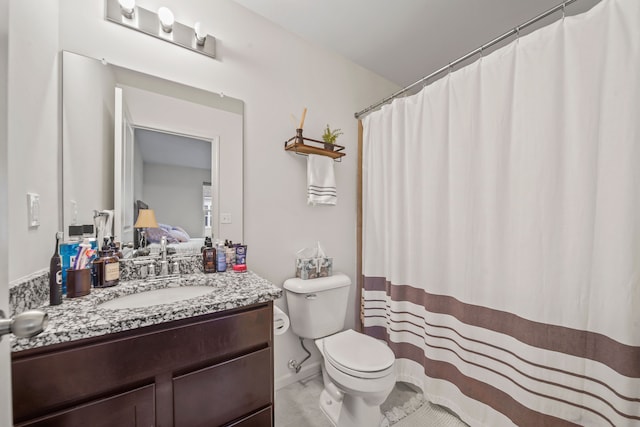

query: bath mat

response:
[385,394,468,427]
[384,394,426,424]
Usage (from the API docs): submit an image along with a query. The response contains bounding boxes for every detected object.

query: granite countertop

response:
[11,271,282,352]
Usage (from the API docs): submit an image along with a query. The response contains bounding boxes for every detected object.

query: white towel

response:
[307,154,337,205]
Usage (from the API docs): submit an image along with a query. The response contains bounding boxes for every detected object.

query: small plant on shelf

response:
[321,124,343,145]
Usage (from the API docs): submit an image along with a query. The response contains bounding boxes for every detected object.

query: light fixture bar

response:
[105,0,216,59]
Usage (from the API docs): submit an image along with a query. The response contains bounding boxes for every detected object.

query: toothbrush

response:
[73,246,84,270]
[74,241,92,270]
[79,248,96,270]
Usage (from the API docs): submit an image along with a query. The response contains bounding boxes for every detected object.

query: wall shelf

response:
[284,129,346,161]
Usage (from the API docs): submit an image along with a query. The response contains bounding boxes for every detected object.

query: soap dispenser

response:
[102,248,120,287]
[94,239,120,288]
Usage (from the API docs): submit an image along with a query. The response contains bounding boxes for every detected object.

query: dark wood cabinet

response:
[12,302,274,427]
[227,407,273,427]
[173,349,271,427]
[16,385,155,427]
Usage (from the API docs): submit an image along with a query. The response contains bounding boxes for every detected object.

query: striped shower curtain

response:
[361,0,640,425]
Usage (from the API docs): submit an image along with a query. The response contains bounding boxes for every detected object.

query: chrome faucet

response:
[158,236,169,276]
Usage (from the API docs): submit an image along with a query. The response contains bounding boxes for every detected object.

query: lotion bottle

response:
[95,239,119,288]
[101,248,120,287]
[216,241,227,272]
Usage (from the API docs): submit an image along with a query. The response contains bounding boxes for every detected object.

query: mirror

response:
[62,51,243,255]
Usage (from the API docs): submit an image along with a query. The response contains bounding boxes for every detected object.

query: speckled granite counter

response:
[11,271,282,352]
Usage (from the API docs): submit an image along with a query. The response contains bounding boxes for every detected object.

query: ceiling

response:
[232,0,601,88]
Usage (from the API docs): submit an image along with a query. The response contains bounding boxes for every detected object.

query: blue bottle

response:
[216,242,227,272]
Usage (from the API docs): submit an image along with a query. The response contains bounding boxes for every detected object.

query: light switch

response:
[27,193,40,227]
[220,213,232,224]
[70,200,78,224]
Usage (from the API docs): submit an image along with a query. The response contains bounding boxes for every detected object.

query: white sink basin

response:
[98,286,214,310]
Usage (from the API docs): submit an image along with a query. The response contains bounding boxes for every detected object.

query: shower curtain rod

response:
[354,0,579,119]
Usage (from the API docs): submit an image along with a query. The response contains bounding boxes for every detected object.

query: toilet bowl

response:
[316,329,396,427]
[283,274,397,427]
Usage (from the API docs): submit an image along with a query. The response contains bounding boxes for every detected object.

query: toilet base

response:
[319,389,340,427]
[319,388,389,427]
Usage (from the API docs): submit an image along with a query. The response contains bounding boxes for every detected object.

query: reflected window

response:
[203,182,212,233]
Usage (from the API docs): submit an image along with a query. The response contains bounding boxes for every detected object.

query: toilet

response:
[284,273,396,427]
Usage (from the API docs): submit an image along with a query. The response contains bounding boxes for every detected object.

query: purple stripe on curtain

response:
[363,276,640,379]
[365,325,589,427]
[365,314,639,424]
[364,308,638,404]
[363,276,387,292]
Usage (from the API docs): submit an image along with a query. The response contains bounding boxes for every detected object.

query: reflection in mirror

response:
[62,51,243,257]
[125,127,216,254]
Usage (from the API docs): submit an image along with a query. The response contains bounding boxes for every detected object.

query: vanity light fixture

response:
[105,0,216,59]
[118,0,135,19]
[157,7,174,33]
[194,22,206,46]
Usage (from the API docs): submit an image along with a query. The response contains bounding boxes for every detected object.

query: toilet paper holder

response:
[273,306,290,336]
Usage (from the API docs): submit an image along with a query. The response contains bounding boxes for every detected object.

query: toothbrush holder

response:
[66,268,91,298]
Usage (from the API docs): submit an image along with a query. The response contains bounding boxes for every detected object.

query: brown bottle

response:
[102,249,120,287]
[203,246,216,273]
[92,256,104,288]
[94,248,119,288]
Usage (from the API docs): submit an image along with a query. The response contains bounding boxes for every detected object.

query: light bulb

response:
[118,0,135,19]
[158,7,175,33]
[194,22,206,46]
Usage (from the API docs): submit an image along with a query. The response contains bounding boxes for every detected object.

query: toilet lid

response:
[323,330,394,377]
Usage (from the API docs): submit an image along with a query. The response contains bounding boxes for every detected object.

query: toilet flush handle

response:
[305,294,317,300]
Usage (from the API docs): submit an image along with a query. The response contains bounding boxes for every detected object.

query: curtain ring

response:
[448,62,453,75]
[562,2,566,20]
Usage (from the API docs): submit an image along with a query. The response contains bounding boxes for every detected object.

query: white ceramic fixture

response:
[98,286,213,310]
[284,273,396,427]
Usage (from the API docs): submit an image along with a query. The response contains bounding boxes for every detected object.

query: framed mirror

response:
[62,51,243,256]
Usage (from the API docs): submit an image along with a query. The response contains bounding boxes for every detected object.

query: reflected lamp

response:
[134,209,158,248]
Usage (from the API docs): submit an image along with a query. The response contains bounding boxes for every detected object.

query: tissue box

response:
[295,256,333,280]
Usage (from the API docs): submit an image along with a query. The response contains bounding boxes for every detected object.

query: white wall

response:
[8,0,60,282]
[0,0,11,423]
[62,51,116,231]
[9,0,399,387]
[143,163,210,237]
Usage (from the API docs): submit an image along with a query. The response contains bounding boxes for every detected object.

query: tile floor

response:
[275,374,442,427]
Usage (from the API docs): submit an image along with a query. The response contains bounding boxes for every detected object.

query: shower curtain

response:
[361,0,640,425]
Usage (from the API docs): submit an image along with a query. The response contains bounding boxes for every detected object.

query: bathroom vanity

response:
[10,269,282,427]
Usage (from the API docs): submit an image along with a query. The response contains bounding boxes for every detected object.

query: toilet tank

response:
[283,273,351,339]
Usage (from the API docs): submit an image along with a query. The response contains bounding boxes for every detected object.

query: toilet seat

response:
[323,329,395,379]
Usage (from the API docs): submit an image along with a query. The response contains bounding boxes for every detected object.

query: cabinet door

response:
[173,348,271,427]
[16,384,155,427]
[226,407,272,427]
